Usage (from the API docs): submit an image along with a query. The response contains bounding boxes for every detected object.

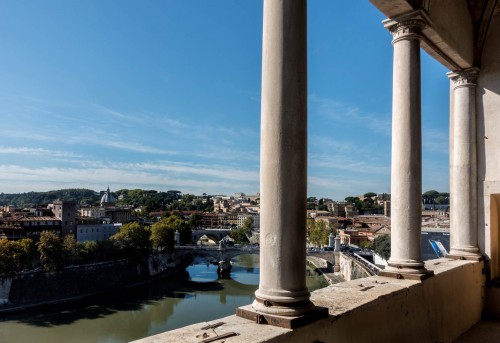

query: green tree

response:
[360,241,373,250]
[373,235,391,260]
[242,216,254,233]
[162,214,192,245]
[317,198,328,211]
[79,240,99,263]
[309,220,330,247]
[111,222,151,259]
[423,190,440,205]
[307,197,318,210]
[188,212,202,229]
[37,231,63,271]
[0,239,33,274]
[230,227,250,244]
[62,235,78,265]
[364,192,377,198]
[150,220,175,252]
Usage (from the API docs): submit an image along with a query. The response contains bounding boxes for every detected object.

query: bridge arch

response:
[175,246,260,263]
[191,229,232,244]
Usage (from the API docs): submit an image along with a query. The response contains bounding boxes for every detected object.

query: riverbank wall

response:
[0,252,192,313]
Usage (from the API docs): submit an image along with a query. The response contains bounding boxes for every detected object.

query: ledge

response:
[131,258,484,343]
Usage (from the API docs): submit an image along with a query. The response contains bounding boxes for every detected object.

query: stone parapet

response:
[132,258,483,343]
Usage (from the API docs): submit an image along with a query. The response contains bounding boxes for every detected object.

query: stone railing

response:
[132,258,484,343]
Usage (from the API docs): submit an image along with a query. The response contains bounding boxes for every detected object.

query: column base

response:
[236,304,328,329]
[378,269,434,281]
[251,296,315,316]
[379,258,434,280]
[448,247,482,260]
[445,253,483,262]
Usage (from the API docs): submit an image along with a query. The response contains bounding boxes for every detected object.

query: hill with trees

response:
[0,189,100,208]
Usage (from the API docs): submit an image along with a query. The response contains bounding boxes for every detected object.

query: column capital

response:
[447,67,480,89]
[383,9,431,44]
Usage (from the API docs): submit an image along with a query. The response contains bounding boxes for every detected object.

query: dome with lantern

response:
[100,186,117,207]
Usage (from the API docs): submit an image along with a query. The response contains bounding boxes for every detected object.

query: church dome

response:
[100,187,116,206]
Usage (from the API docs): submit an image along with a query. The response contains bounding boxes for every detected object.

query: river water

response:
[0,254,327,343]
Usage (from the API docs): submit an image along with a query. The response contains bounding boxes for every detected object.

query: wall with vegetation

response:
[1,260,145,309]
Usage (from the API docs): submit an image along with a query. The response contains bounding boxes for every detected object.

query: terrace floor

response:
[454,320,500,342]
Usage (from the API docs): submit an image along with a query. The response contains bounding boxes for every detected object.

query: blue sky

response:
[0,1,450,200]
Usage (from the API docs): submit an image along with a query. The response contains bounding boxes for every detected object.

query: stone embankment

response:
[306,256,344,284]
[0,252,192,314]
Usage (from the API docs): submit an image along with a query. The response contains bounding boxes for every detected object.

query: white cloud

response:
[0,146,82,158]
[308,175,389,199]
[309,94,392,135]
[423,127,449,155]
[0,164,258,195]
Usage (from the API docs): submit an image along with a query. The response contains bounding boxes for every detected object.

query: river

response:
[0,254,328,343]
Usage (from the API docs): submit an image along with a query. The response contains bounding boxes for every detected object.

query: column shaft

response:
[448,69,480,257]
[252,0,313,316]
[384,12,430,274]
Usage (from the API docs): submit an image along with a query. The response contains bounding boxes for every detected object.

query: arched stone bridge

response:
[191,229,232,244]
[175,245,260,262]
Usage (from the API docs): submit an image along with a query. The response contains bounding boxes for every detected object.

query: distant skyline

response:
[0,1,450,200]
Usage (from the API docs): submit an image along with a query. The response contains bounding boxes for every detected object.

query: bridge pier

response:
[217,258,232,278]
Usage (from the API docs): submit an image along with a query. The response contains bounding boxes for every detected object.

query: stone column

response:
[252,0,313,316]
[334,234,341,272]
[448,68,481,258]
[382,11,431,276]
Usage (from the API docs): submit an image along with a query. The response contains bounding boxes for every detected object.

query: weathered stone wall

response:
[3,260,146,308]
[339,253,372,281]
[0,254,191,310]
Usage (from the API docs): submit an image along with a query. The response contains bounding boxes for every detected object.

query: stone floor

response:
[454,320,500,342]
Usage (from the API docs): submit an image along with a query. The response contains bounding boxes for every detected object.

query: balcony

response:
[133,0,500,341]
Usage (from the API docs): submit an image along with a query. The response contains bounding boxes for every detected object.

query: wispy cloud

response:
[423,127,449,155]
[308,175,389,198]
[309,94,391,135]
[119,161,259,183]
[0,164,258,195]
[0,146,82,158]
[309,153,390,175]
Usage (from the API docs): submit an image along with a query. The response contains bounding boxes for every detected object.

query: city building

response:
[0,215,62,240]
[50,200,77,237]
[77,223,122,242]
[79,187,133,225]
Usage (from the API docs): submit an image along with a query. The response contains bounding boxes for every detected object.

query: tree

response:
[423,190,440,204]
[111,222,151,259]
[317,198,328,211]
[309,220,330,247]
[345,196,364,211]
[37,231,63,271]
[364,192,377,198]
[230,227,250,244]
[12,238,35,271]
[188,212,202,229]
[162,214,192,245]
[307,197,318,210]
[373,235,391,260]
[0,238,34,274]
[242,216,254,233]
[62,235,78,265]
[79,240,99,263]
[360,241,373,250]
[150,220,175,252]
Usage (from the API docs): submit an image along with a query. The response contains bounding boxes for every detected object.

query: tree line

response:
[0,188,214,213]
[0,213,194,275]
